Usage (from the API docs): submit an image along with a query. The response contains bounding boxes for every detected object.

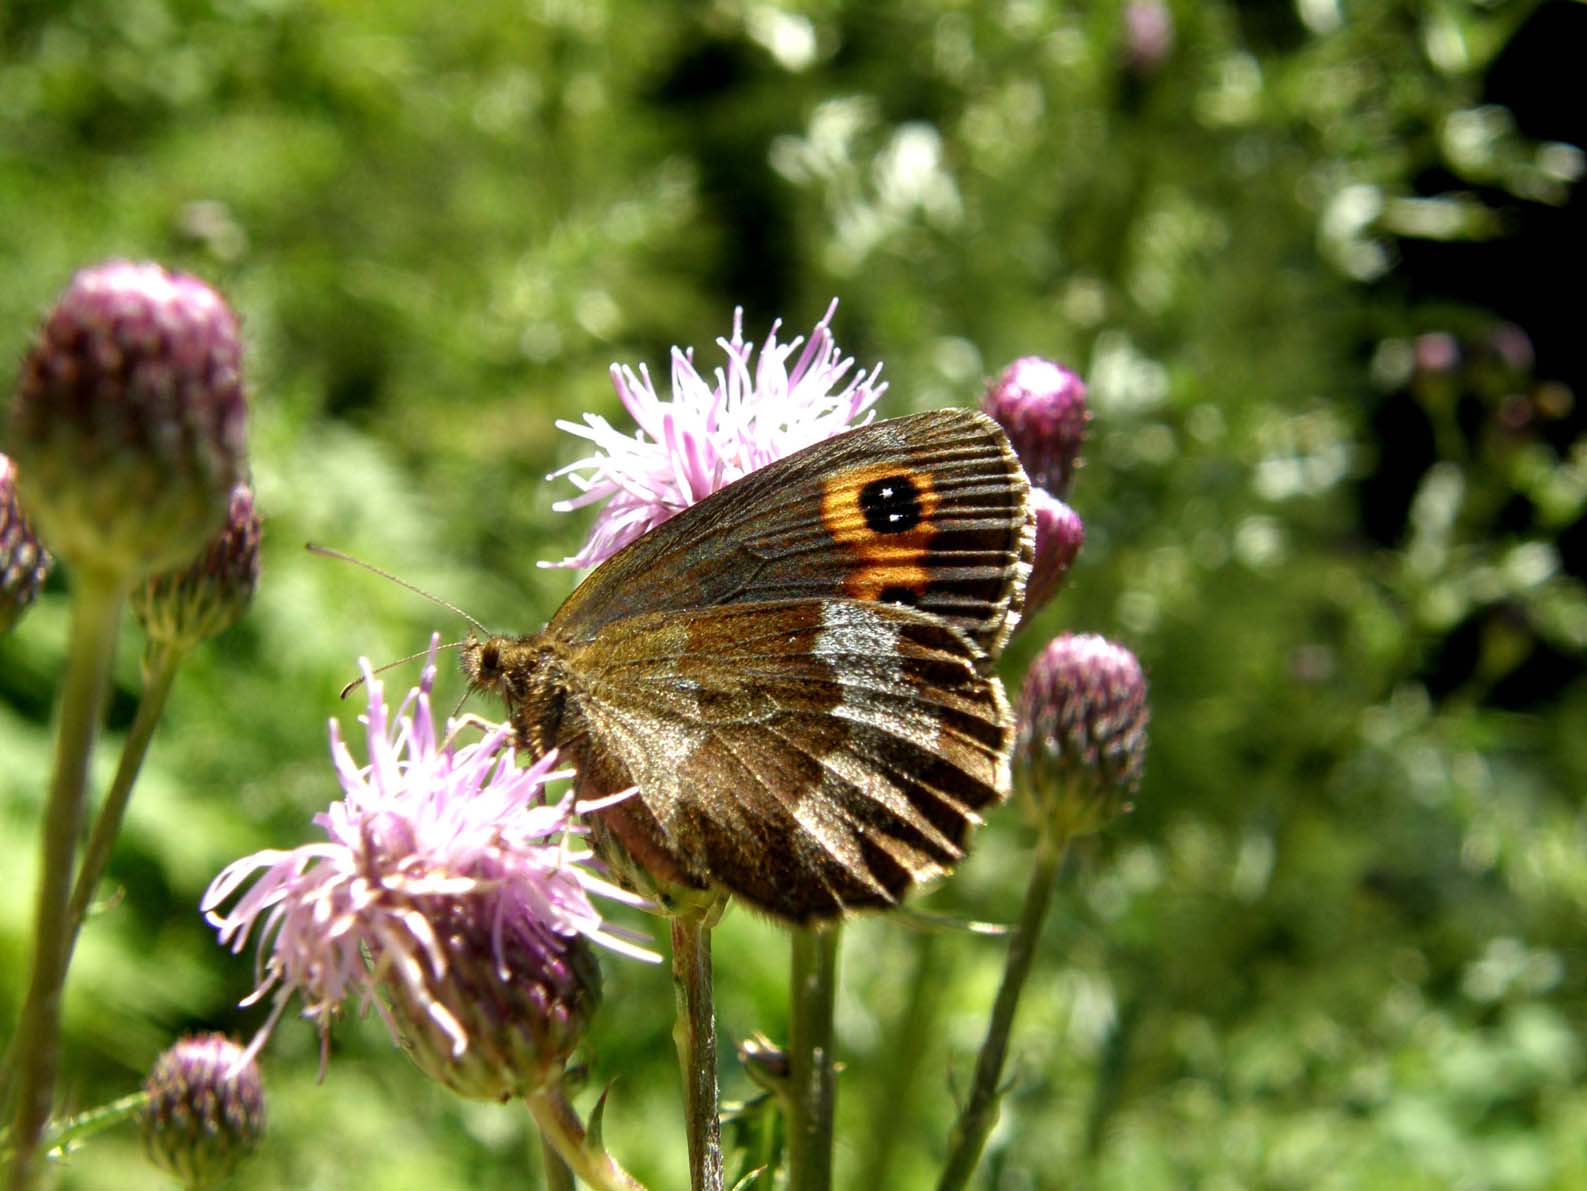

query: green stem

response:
[787,925,840,1191]
[935,830,1068,1191]
[539,1127,577,1191]
[6,569,127,1191]
[525,1087,650,1191]
[62,643,185,961]
[670,912,723,1191]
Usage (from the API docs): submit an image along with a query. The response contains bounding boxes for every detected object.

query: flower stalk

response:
[671,911,724,1191]
[934,827,1068,1191]
[787,925,840,1191]
[6,567,127,1191]
[526,1086,650,1191]
[62,641,183,960]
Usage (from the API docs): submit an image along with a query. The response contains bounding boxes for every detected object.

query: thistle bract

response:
[140,1033,265,1188]
[133,484,261,653]
[10,261,247,582]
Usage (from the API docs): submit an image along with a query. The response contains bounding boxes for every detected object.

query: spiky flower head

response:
[1023,489,1085,619]
[0,454,52,633]
[203,638,653,1101]
[981,356,1089,499]
[139,1033,265,1189]
[132,484,261,654]
[9,261,247,583]
[549,299,885,568]
[1016,634,1148,839]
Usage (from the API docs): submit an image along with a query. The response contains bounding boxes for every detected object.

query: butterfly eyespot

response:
[859,474,923,534]
[878,585,920,607]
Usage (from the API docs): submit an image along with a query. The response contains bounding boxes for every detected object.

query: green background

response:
[3,1,1585,1187]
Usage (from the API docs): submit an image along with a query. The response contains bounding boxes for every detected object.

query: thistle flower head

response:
[1016,633,1148,839]
[133,484,261,654]
[9,261,248,582]
[0,454,52,633]
[139,1033,265,1188]
[981,356,1089,499]
[203,638,654,1100]
[548,299,885,568]
[1024,489,1085,619]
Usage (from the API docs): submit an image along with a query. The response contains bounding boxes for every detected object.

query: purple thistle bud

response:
[1024,489,1085,619]
[10,261,248,582]
[139,1033,265,1188]
[981,357,1089,499]
[132,484,261,652]
[0,454,52,633]
[1016,634,1149,838]
[1123,0,1175,77]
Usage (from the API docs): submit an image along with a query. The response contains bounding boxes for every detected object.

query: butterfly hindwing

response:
[549,599,1012,923]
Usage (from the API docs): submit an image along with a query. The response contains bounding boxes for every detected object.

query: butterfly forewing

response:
[550,409,1034,659]
[549,600,1012,923]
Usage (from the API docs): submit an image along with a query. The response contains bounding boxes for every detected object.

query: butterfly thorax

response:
[459,633,567,759]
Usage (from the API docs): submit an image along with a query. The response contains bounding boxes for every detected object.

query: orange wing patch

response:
[818,465,941,605]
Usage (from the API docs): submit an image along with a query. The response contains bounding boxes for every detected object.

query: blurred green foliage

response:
[3,0,1584,1187]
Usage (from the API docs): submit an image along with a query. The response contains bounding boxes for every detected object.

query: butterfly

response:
[462,408,1033,925]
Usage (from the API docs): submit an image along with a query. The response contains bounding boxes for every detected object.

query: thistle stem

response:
[525,1086,650,1191]
[670,912,723,1191]
[935,830,1068,1191]
[539,1129,577,1191]
[6,569,127,1191]
[787,925,840,1191]
[62,642,185,960]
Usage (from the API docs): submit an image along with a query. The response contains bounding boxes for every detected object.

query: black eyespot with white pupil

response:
[859,474,922,534]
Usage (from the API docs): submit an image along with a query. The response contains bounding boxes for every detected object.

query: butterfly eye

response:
[478,642,501,678]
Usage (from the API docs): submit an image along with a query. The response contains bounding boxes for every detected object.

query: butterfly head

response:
[459,632,565,758]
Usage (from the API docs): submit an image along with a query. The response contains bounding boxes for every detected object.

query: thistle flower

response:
[133,484,261,654]
[139,1033,265,1188]
[981,356,1089,499]
[0,454,52,633]
[1024,489,1085,619]
[549,300,885,568]
[203,638,654,1101]
[9,261,247,583]
[1015,633,1149,839]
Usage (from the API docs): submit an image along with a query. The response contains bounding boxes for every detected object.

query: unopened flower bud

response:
[982,357,1089,499]
[1024,489,1084,618]
[133,484,261,652]
[1016,634,1148,838]
[0,454,52,633]
[140,1034,265,1188]
[10,261,247,583]
[385,897,602,1102]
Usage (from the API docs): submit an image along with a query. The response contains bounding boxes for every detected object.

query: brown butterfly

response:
[463,408,1033,925]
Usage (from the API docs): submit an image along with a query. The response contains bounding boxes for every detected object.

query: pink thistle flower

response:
[547,299,886,568]
[203,637,655,1094]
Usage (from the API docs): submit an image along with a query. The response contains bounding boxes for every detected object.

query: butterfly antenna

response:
[306,542,491,637]
[338,641,474,700]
